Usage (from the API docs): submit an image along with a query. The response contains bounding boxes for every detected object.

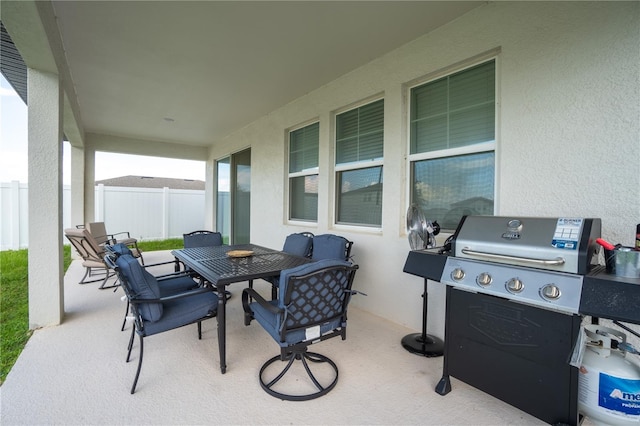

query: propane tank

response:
[578,325,640,425]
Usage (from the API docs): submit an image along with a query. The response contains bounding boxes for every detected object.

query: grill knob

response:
[451,268,465,281]
[541,284,561,300]
[506,278,524,293]
[476,272,492,287]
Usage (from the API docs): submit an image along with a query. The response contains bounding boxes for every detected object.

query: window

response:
[409,60,496,230]
[288,122,319,221]
[335,99,384,227]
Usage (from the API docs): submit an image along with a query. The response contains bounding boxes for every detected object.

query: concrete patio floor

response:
[1,250,551,425]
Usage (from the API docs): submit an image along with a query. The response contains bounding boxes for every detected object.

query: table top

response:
[172,243,312,286]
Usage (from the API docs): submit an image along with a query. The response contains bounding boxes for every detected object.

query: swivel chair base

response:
[259,351,338,401]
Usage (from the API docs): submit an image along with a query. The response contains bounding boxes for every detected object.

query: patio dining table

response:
[171,244,312,373]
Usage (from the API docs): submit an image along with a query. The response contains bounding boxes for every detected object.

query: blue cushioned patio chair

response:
[105,251,218,394]
[311,234,353,262]
[282,232,314,258]
[108,244,201,331]
[174,230,223,272]
[242,259,360,401]
[262,232,314,299]
[181,230,231,300]
[183,230,223,248]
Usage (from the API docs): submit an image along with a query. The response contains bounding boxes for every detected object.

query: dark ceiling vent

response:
[0,21,28,104]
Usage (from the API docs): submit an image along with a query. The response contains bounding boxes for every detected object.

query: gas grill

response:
[404,216,608,426]
[441,216,601,314]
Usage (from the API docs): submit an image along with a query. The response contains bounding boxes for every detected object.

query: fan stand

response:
[401,278,444,357]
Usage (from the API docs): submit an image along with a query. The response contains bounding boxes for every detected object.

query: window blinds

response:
[289,122,319,173]
[336,99,384,165]
[410,60,495,154]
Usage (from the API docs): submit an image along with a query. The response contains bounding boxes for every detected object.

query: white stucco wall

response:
[208,2,640,336]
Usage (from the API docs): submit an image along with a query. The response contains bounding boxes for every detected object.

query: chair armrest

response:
[241,288,281,315]
[155,271,197,281]
[242,287,281,326]
[143,259,185,270]
[110,231,132,239]
[128,287,213,304]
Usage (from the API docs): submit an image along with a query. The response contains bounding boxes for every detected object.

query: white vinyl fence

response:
[0,182,206,250]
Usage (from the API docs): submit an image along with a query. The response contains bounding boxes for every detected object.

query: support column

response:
[27,68,64,328]
[84,146,96,224]
[205,159,215,230]
[70,145,85,228]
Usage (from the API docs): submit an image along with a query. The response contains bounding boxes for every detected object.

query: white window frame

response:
[287,120,320,224]
[333,97,385,229]
[407,56,498,231]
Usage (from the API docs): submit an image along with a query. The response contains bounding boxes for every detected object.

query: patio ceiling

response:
[1,1,482,154]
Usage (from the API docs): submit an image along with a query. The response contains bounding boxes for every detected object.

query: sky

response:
[0,74,206,185]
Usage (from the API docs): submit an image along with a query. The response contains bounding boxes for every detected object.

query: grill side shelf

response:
[403,250,448,281]
[581,267,640,325]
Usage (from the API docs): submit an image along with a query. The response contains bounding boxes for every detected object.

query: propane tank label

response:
[598,373,640,415]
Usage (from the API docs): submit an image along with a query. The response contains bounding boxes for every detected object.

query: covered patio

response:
[2,0,638,335]
[1,250,550,425]
[1,2,638,424]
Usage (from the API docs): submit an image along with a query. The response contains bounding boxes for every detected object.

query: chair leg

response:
[259,350,339,401]
[121,300,130,331]
[126,327,135,362]
[78,267,92,284]
[78,266,115,286]
[301,352,332,391]
[131,334,144,394]
[98,269,119,290]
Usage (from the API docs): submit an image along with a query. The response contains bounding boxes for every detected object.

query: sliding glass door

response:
[216,148,251,244]
[216,157,231,243]
[232,149,251,244]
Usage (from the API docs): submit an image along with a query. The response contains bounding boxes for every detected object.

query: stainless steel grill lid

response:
[451,216,601,275]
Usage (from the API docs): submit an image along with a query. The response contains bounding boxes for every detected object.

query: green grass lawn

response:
[0,238,183,385]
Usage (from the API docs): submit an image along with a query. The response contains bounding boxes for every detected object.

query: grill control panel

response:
[441,257,583,314]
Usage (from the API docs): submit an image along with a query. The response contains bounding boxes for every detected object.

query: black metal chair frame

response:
[181,230,232,301]
[117,258,201,332]
[243,263,360,401]
[65,228,118,289]
[311,234,354,262]
[84,222,145,265]
[105,253,218,394]
[261,232,315,300]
